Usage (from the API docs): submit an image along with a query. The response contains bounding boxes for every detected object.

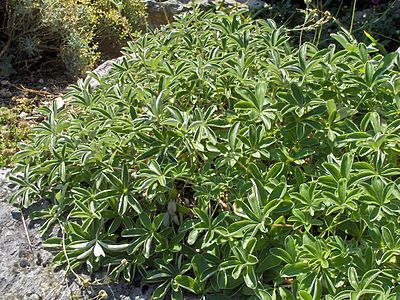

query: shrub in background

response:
[259,0,399,53]
[0,0,146,76]
[10,7,400,300]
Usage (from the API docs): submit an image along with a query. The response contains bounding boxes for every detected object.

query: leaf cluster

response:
[10,7,400,299]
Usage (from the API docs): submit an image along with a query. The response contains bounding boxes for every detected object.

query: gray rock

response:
[19,258,30,268]
[19,111,28,119]
[0,88,12,98]
[87,57,124,90]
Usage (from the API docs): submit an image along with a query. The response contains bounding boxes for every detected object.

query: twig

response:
[20,207,34,254]
[16,85,54,96]
[349,0,357,34]
[60,221,83,283]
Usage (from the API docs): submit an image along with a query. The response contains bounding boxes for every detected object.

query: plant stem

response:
[349,0,357,34]
[20,208,33,254]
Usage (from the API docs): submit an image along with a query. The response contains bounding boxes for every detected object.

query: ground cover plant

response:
[9,7,400,299]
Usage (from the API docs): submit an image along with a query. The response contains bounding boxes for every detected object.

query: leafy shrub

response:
[0,0,146,76]
[259,0,400,53]
[10,7,400,299]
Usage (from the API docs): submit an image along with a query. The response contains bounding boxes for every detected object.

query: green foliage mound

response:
[10,8,400,300]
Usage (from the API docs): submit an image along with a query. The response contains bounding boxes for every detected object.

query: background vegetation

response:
[260,0,399,53]
[0,0,146,77]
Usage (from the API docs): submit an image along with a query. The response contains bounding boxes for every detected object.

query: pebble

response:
[38,79,44,84]
[0,88,12,98]
[55,97,65,110]
[0,80,10,86]
[19,111,28,119]
[19,258,30,268]
[28,293,40,300]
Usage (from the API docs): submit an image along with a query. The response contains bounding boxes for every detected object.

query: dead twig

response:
[16,84,54,96]
[20,207,34,254]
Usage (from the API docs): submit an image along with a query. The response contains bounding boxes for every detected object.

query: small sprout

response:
[98,290,108,299]
[82,278,90,289]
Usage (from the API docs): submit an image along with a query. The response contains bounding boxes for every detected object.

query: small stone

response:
[38,79,44,84]
[36,252,43,266]
[55,97,65,110]
[1,80,10,86]
[28,293,40,300]
[0,88,12,97]
[19,258,29,268]
[19,111,28,119]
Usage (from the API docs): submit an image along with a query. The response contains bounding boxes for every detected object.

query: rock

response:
[0,80,10,86]
[0,88,12,98]
[87,57,123,90]
[55,97,65,110]
[0,168,9,183]
[38,79,44,84]
[19,258,30,268]
[19,111,28,119]
[146,0,188,27]
[28,293,41,300]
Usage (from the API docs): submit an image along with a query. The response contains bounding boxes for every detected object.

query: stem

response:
[299,6,309,47]
[349,0,357,34]
[60,221,83,282]
[20,208,33,254]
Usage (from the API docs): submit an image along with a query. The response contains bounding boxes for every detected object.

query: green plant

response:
[0,0,146,76]
[257,0,400,52]
[9,7,400,299]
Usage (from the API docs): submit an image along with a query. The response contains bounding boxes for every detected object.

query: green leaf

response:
[281,263,309,277]
[188,229,199,245]
[174,275,203,294]
[152,281,171,300]
[290,82,304,106]
[270,248,293,264]
[348,267,359,290]
[93,242,105,257]
[228,122,240,150]
[244,266,257,289]
[299,291,313,300]
[340,153,353,179]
